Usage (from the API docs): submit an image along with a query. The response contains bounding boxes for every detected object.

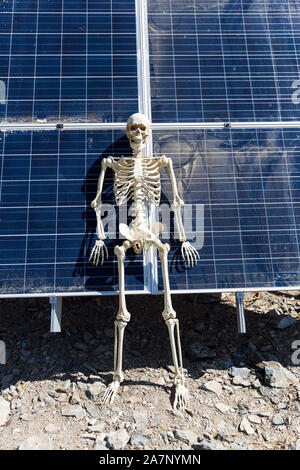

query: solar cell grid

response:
[154,127,300,291]
[0,0,138,123]
[148,0,300,123]
[0,0,300,297]
[0,129,144,295]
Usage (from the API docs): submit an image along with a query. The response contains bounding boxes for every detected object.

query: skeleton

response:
[90,113,199,410]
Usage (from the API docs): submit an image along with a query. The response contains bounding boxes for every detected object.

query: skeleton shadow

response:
[153,131,203,275]
[72,135,144,292]
[159,188,200,276]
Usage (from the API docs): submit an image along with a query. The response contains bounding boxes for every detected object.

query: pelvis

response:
[119,222,163,254]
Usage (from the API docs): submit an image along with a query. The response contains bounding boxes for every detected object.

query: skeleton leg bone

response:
[154,239,189,411]
[102,240,131,405]
[166,318,189,411]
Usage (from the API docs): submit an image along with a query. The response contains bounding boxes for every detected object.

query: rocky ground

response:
[0,291,299,450]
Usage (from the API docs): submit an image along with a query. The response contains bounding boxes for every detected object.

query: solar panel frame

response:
[1,0,300,298]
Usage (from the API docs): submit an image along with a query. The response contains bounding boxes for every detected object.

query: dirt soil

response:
[0,291,299,450]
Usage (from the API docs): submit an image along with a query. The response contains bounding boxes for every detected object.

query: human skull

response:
[126,113,150,151]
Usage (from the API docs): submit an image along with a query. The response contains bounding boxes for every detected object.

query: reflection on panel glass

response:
[148,0,300,122]
[0,0,137,123]
[153,128,300,290]
[0,130,144,295]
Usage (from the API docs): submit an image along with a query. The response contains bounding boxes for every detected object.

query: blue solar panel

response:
[0,0,138,123]
[153,127,300,290]
[0,129,145,295]
[1,124,300,294]
[148,0,300,122]
[0,1,300,297]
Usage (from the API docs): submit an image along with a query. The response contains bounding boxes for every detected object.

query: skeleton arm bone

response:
[90,158,112,265]
[163,156,186,242]
[91,157,110,212]
[163,156,200,267]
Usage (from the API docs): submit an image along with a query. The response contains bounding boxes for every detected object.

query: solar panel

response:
[148,0,300,122]
[154,127,300,291]
[0,129,145,295]
[0,0,300,298]
[0,0,138,123]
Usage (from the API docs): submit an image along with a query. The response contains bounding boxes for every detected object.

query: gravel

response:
[0,291,299,450]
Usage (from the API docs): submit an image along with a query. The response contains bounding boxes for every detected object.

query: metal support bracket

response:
[235,292,246,334]
[49,297,62,333]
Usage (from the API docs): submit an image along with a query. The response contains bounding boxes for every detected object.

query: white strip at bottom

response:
[0,284,299,298]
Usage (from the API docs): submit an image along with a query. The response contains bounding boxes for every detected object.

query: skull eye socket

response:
[130,124,147,132]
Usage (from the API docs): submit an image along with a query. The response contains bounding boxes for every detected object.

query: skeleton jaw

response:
[129,137,146,153]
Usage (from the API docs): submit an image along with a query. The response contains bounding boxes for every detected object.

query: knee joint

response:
[116,309,131,322]
[115,319,129,329]
[165,316,178,325]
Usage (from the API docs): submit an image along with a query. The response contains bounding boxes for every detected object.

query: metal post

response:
[0,340,6,364]
[235,292,246,334]
[49,297,62,333]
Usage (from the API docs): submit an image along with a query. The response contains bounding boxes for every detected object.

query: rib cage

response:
[113,157,162,207]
